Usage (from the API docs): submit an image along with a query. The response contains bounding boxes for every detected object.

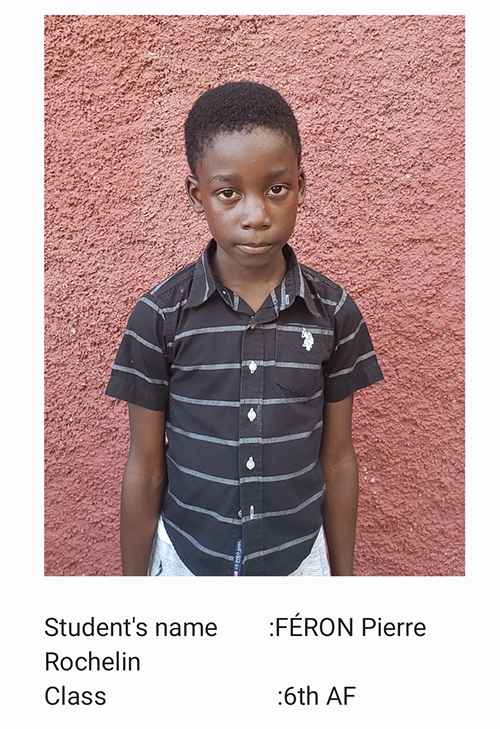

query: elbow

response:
[319,445,357,475]
[122,453,166,496]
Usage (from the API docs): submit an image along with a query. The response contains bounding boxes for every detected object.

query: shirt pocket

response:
[275,325,332,397]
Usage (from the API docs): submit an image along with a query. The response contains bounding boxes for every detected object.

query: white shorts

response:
[148,517,331,576]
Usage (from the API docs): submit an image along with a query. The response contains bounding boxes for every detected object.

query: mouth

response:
[236,242,274,254]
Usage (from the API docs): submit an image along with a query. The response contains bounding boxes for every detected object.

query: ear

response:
[185,175,205,213]
[297,167,306,206]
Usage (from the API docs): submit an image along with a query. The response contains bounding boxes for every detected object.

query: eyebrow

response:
[208,174,239,184]
[266,169,289,179]
[208,169,291,184]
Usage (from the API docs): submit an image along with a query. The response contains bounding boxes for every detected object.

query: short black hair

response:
[184,81,302,175]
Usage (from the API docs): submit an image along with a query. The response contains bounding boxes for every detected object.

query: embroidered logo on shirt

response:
[301,328,314,352]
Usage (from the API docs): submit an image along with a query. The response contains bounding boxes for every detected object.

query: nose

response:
[240,194,271,230]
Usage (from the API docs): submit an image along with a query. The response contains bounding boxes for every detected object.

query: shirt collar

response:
[281,245,321,318]
[185,239,219,309]
[185,239,321,318]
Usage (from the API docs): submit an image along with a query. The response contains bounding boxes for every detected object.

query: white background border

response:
[3,3,496,726]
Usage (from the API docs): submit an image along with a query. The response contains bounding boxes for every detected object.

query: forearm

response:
[320,451,359,576]
[120,459,166,576]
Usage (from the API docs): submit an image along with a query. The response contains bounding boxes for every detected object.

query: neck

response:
[211,245,288,313]
[212,247,287,292]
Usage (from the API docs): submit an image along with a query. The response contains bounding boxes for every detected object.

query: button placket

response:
[239,324,265,552]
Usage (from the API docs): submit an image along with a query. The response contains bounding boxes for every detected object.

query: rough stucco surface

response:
[44,15,464,576]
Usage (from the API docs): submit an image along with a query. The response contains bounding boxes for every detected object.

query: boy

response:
[106,82,383,576]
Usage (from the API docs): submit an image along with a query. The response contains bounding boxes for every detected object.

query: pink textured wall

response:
[44,15,464,576]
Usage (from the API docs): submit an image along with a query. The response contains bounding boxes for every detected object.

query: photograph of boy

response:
[106,82,384,576]
[44,15,464,578]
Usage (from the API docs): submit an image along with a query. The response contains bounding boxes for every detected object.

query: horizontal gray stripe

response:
[242,486,325,523]
[336,318,365,349]
[173,325,247,342]
[240,460,317,484]
[243,360,322,371]
[171,390,323,407]
[167,422,239,446]
[139,296,165,318]
[111,364,169,386]
[170,393,240,407]
[260,323,334,336]
[167,455,239,485]
[168,455,317,486]
[327,350,376,378]
[169,485,324,527]
[160,298,188,314]
[166,419,323,447]
[169,491,241,525]
[241,390,323,405]
[124,329,163,353]
[164,519,233,562]
[245,529,320,562]
[277,324,334,336]
[171,362,241,372]
[171,360,321,372]
[312,294,340,308]
[240,420,323,444]
[246,360,322,371]
[275,361,322,370]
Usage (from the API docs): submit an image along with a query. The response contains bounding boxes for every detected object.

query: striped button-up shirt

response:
[106,240,383,575]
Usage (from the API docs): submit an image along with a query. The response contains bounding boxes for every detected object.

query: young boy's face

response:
[186,127,305,273]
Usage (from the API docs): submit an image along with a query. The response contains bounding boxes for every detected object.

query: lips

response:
[236,242,274,254]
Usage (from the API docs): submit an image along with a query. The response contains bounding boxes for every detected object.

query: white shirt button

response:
[246,457,255,470]
[248,361,257,373]
[247,408,256,422]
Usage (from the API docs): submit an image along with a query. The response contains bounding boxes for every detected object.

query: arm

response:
[120,403,167,576]
[319,395,359,576]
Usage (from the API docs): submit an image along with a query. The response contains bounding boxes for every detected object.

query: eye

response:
[217,189,240,200]
[267,184,288,196]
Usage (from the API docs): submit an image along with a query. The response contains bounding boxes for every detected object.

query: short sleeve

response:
[105,296,170,411]
[323,290,383,402]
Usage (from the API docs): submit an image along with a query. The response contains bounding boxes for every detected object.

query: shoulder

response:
[141,261,197,311]
[122,260,197,339]
[300,263,345,301]
[297,262,369,338]
[299,263,362,317]
[135,262,196,316]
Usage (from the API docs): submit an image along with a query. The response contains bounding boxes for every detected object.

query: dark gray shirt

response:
[106,241,383,575]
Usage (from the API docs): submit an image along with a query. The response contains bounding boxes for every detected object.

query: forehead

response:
[197,127,298,178]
